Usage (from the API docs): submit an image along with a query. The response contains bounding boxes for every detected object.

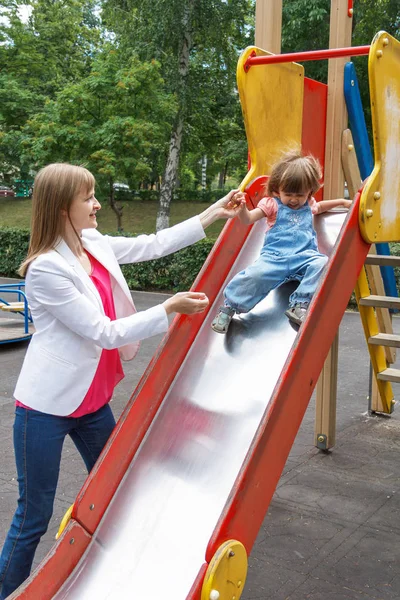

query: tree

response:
[280,0,400,139]
[281,0,331,82]
[21,47,176,230]
[0,0,102,177]
[102,0,252,229]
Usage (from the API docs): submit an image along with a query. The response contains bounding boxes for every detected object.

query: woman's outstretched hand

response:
[215,190,247,218]
[163,291,209,315]
[199,189,246,229]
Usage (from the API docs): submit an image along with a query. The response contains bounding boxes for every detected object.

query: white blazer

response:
[14,216,205,416]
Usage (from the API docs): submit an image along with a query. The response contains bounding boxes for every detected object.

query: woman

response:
[0,163,242,599]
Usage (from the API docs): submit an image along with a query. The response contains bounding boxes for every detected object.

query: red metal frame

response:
[348,0,354,17]
[244,45,370,71]
[12,522,91,599]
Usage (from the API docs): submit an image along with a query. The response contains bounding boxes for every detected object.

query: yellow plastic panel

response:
[201,540,247,600]
[56,504,74,540]
[237,47,304,190]
[360,32,400,243]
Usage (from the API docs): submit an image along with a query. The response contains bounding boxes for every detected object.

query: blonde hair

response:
[267,150,322,197]
[19,163,95,277]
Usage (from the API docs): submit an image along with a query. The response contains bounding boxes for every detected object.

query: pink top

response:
[257,196,318,232]
[16,252,124,417]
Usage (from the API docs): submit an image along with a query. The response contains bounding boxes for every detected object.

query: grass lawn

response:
[0,197,225,239]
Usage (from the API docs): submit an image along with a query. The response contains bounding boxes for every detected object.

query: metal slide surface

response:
[52,211,347,600]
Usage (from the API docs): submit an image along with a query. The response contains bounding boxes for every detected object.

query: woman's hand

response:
[199,190,246,229]
[163,291,209,315]
[216,190,247,217]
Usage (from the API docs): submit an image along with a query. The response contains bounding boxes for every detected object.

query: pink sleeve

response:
[257,196,278,220]
[309,197,319,214]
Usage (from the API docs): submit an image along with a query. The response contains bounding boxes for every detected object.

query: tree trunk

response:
[157,117,183,231]
[108,177,123,232]
[201,155,207,191]
[223,161,229,185]
[156,0,194,231]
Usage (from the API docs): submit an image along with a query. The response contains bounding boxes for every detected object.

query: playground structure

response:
[8,1,400,599]
[13,179,33,198]
[0,283,33,344]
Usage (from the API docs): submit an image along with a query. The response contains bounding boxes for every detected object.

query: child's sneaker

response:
[211,305,235,334]
[285,302,309,326]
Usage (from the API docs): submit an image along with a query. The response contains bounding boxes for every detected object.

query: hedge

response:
[0,227,215,293]
[1,226,399,300]
[0,228,30,278]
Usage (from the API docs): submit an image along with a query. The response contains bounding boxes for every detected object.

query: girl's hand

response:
[227,191,247,210]
[199,190,247,228]
[163,292,209,315]
[216,190,247,218]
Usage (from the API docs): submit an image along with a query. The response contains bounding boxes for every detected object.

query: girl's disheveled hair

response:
[19,163,95,277]
[267,150,323,197]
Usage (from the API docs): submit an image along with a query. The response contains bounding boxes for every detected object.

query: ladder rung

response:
[0,302,26,312]
[359,295,400,309]
[365,254,400,267]
[377,368,400,383]
[368,333,400,348]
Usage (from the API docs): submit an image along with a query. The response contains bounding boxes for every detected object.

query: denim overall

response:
[224,198,328,313]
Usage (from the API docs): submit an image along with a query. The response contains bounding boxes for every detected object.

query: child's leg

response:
[224,254,285,313]
[212,254,286,333]
[289,253,328,307]
[285,253,328,325]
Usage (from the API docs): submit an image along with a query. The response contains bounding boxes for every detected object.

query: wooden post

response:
[255,0,282,53]
[315,0,353,450]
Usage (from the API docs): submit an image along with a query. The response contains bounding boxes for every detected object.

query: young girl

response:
[211,151,352,334]
[0,163,241,599]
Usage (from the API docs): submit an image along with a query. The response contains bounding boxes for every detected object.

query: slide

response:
[19,32,400,597]
[14,183,370,600]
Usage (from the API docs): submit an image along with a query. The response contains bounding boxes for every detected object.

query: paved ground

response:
[1,286,400,600]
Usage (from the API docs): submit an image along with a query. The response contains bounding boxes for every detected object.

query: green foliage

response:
[101,0,252,187]
[0,227,30,277]
[21,48,177,188]
[0,226,215,292]
[0,0,100,97]
[0,0,101,177]
[1,0,398,229]
[281,0,400,136]
[120,238,215,292]
[282,0,330,82]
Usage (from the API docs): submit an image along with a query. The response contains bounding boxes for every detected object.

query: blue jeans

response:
[224,249,328,313]
[0,404,116,599]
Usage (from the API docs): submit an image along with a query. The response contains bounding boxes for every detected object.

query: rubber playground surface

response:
[0,288,399,600]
